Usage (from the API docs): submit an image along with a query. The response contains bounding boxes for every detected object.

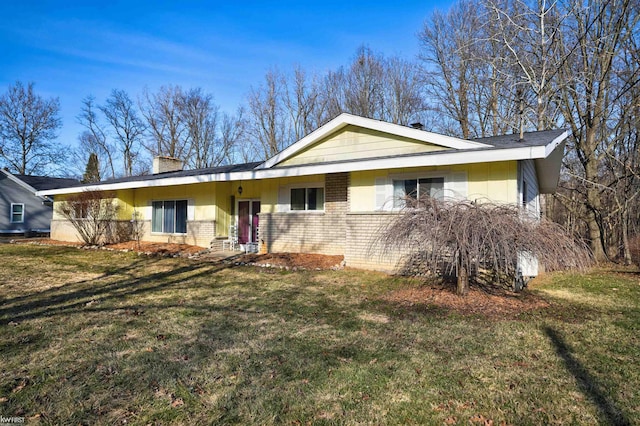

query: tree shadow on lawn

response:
[0,258,231,324]
[543,326,632,426]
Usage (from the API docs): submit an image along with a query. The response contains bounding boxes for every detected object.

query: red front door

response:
[238,200,260,244]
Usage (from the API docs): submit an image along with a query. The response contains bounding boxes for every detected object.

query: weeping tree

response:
[377,196,593,295]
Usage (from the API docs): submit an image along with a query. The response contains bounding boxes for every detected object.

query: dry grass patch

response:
[0,245,638,425]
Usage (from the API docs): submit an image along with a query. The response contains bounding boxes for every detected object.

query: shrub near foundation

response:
[56,190,123,245]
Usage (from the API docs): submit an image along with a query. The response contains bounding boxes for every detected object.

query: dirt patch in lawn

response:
[382,284,550,319]
[234,252,345,270]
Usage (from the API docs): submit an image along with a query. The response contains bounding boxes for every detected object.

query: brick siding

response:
[260,172,349,255]
[345,212,403,271]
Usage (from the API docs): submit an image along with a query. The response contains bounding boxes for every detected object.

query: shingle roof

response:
[14,175,80,191]
[472,129,567,148]
[73,161,262,187]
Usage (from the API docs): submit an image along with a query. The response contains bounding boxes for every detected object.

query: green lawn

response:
[0,244,638,425]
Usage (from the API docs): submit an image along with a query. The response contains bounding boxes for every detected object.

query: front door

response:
[237,200,260,244]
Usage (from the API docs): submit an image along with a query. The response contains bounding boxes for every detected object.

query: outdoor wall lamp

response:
[237,185,243,195]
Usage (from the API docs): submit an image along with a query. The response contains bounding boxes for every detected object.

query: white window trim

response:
[387,172,447,211]
[150,199,192,235]
[277,182,325,213]
[10,203,24,223]
[375,171,468,211]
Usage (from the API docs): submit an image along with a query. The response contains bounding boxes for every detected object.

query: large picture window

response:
[152,200,187,233]
[10,203,24,223]
[393,177,444,208]
[290,187,324,211]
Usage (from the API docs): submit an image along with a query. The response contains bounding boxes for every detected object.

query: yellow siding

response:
[350,161,518,212]
[52,192,132,220]
[279,125,448,166]
[350,170,378,211]
[467,162,517,204]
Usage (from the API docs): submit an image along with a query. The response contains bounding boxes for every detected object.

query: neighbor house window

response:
[10,203,24,223]
[291,187,324,211]
[393,177,444,208]
[152,200,187,233]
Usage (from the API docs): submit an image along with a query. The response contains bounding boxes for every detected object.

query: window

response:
[290,187,324,211]
[393,177,444,208]
[152,200,187,233]
[72,202,89,219]
[10,203,24,223]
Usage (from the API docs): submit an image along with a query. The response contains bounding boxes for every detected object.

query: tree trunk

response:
[584,132,607,262]
[621,207,632,265]
[456,254,469,296]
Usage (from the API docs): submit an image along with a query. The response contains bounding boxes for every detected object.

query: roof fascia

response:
[258,113,491,169]
[38,144,548,197]
[545,129,571,157]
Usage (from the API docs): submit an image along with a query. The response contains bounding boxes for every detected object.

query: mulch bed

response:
[382,284,550,319]
[11,238,549,317]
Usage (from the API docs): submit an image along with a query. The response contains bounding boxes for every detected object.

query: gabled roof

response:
[0,169,79,196]
[14,174,80,191]
[37,115,569,196]
[258,113,491,169]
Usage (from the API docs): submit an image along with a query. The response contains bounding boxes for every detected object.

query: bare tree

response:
[343,46,386,120]
[247,70,289,159]
[220,108,246,164]
[283,66,326,140]
[140,85,189,160]
[419,1,480,138]
[377,196,592,295]
[419,0,519,138]
[56,190,123,245]
[77,96,116,179]
[554,0,639,261]
[485,0,565,132]
[320,69,347,121]
[0,81,64,174]
[383,56,426,125]
[179,88,226,168]
[101,89,146,177]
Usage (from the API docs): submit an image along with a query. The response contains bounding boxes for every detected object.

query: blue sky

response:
[0,1,451,149]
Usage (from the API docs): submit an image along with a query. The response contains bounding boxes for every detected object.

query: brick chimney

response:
[153,156,183,174]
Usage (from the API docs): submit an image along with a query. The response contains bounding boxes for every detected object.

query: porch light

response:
[237,185,243,195]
